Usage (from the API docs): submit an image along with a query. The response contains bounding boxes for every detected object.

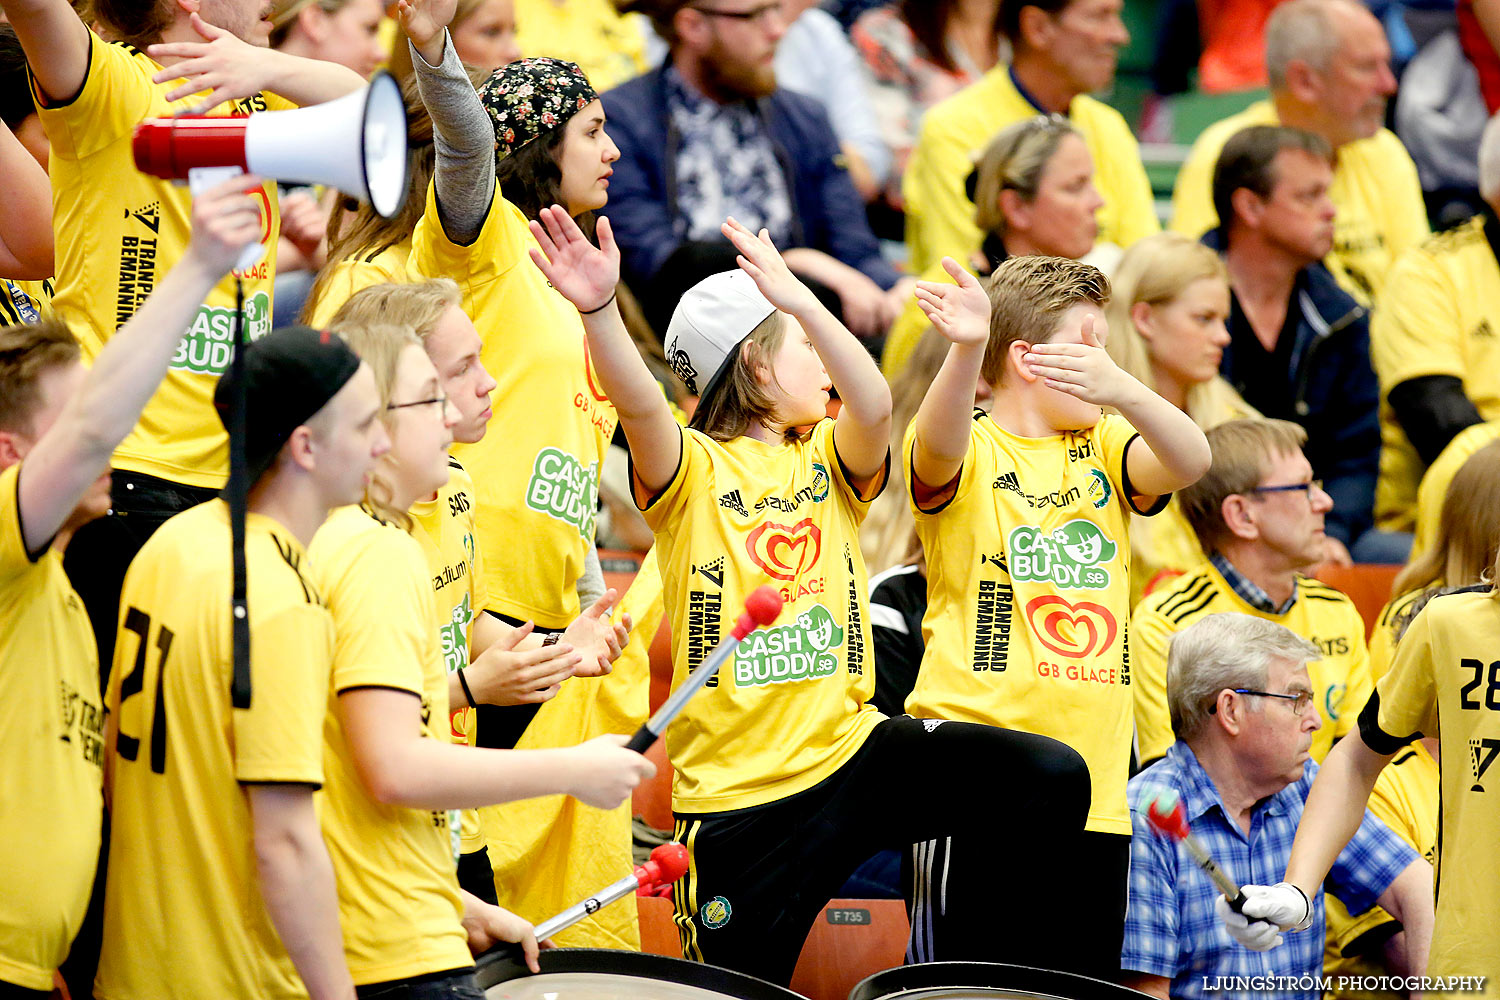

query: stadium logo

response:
[746,518,821,581]
[1025,595,1117,659]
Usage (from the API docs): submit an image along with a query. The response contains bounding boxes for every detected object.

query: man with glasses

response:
[1131,419,1376,767]
[604,0,910,338]
[1120,612,1431,1000]
[1209,124,1397,564]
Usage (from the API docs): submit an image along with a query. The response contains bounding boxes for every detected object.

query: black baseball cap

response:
[214,325,363,485]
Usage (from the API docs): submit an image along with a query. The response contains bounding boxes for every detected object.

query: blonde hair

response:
[325,320,423,528]
[689,312,794,443]
[386,0,491,78]
[0,319,80,435]
[981,255,1109,387]
[1393,440,1500,599]
[330,279,462,341]
[1104,233,1234,426]
[1180,418,1308,550]
[267,0,356,48]
[862,328,951,573]
[971,115,1080,238]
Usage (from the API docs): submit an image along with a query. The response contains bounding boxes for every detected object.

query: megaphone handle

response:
[188,166,266,272]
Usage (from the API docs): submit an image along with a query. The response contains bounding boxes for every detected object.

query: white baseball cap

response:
[663,270,776,405]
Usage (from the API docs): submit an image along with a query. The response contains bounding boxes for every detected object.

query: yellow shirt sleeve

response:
[1374,604,1439,741]
[234,602,335,784]
[1336,617,1375,739]
[34,33,154,159]
[410,180,526,296]
[1168,135,1220,238]
[902,110,983,274]
[326,529,433,696]
[1130,596,1176,764]
[1085,108,1159,248]
[638,423,700,530]
[1370,246,1466,392]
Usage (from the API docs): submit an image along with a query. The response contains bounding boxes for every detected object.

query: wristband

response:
[456,667,476,708]
[580,292,616,316]
[541,632,562,647]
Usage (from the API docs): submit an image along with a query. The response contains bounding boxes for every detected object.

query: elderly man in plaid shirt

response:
[1121,614,1432,999]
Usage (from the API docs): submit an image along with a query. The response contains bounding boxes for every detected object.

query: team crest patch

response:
[702,896,732,929]
[810,463,830,502]
[1087,469,1112,509]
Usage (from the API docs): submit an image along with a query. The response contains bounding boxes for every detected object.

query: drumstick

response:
[1143,788,1248,913]
[624,586,784,754]
[532,842,691,941]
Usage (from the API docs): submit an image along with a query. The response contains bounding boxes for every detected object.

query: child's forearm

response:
[1114,381,1211,493]
[910,341,984,487]
[794,298,889,429]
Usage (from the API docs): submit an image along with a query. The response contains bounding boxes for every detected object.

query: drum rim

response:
[474,946,808,999]
[848,962,1152,1000]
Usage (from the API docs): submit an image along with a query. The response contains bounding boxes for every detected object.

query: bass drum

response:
[476,948,810,1000]
[849,963,1153,1000]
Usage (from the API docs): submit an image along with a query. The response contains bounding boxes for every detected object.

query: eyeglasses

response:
[692,1,784,27]
[386,393,448,412]
[1249,479,1323,498]
[1232,688,1314,715]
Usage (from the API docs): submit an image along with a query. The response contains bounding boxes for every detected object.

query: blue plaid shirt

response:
[1123,742,1419,1000]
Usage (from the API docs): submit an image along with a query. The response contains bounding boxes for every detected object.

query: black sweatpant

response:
[906,828,1130,980]
[669,715,1091,987]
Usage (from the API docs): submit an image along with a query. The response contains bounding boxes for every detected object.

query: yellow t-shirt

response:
[1413,421,1500,559]
[0,278,53,326]
[905,412,1152,836]
[1324,740,1438,1000]
[480,548,659,951]
[1168,100,1429,307]
[1131,561,1374,766]
[306,241,411,328]
[514,0,648,93]
[1369,589,1500,982]
[412,181,617,627]
[307,506,469,986]
[1368,588,1424,685]
[410,459,487,853]
[36,34,287,488]
[96,501,332,1000]
[0,464,102,991]
[902,64,1158,275]
[641,419,885,812]
[1371,218,1500,532]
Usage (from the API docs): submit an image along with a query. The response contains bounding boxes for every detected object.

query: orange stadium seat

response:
[1310,563,1402,640]
[597,547,644,599]
[790,899,910,1000]
[631,738,675,833]
[637,894,681,957]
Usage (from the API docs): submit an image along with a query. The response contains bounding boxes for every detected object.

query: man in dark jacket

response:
[1209,124,1407,563]
[606,0,912,338]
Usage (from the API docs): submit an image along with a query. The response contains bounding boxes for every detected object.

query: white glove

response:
[1215,882,1313,951]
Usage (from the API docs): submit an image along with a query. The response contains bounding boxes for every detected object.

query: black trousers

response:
[63,470,219,683]
[669,715,1091,987]
[905,828,1130,980]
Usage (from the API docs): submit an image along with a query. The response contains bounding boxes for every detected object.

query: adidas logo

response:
[993,471,1021,494]
[718,490,748,517]
[1473,320,1494,340]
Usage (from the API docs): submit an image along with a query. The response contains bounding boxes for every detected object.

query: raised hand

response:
[915,257,989,347]
[396,0,455,61]
[562,590,634,678]
[1022,313,1138,406]
[566,734,657,809]
[529,206,620,315]
[149,13,269,113]
[184,173,267,275]
[465,621,581,706]
[721,217,822,318]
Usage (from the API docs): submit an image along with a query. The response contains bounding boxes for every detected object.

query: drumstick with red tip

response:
[624,586,784,754]
[1143,787,1248,913]
[531,842,691,941]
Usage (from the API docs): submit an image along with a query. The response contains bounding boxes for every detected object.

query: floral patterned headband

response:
[478,57,599,160]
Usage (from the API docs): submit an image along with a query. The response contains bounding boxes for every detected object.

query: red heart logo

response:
[746,518,822,581]
[1024,595,1118,658]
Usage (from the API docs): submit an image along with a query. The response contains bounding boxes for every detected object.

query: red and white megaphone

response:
[132,69,408,267]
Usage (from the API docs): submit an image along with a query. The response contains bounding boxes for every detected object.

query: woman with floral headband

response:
[388,0,643,949]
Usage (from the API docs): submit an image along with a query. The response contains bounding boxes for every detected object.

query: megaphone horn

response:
[132,69,410,220]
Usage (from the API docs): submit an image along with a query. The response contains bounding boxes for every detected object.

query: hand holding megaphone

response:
[184,172,271,277]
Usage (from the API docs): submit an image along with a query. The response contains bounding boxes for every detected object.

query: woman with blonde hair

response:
[387,0,520,78]
[1369,440,1500,680]
[1103,231,1251,603]
[883,113,1106,377]
[268,0,386,77]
